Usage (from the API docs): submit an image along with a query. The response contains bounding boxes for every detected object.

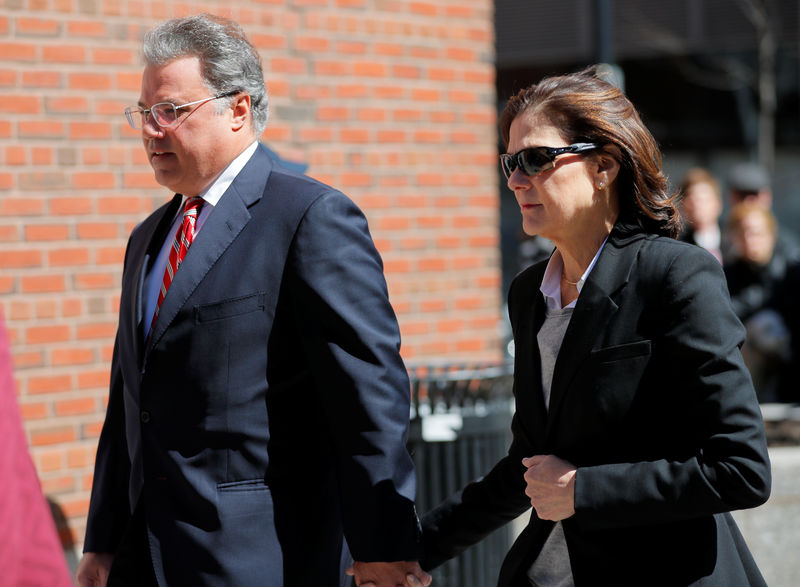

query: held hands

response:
[346,561,432,587]
[522,454,577,521]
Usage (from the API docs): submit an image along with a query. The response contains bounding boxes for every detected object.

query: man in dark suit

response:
[75,14,430,587]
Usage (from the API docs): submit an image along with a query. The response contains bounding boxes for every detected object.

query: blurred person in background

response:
[726,162,800,264]
[725,203,793,401]
[678,167,725,264]
[775,260,800,403]
[0,310,72,587]
[410,67,771,587]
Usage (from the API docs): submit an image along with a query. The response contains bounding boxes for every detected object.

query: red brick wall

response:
[0,1,500,550]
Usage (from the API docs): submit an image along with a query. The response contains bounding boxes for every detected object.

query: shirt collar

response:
[540,237,608,310]
[193,141,259,207]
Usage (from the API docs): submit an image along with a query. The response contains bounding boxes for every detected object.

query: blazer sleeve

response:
[418,273,542,569]
[288,190,422,561]
[573,244,771,529]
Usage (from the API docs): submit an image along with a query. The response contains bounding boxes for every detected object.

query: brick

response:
[270,57,307,74]
[251,33,286,50]
[314,61,349,76]
[13,350,44,369]
[340,128,369,143]
[95,246,125,265]
[26,324,71,344]
[42,45,86,63]
[91,48,134,65]
[0,69,16,86]
[72,172,115,189]
[74,272,115,290]
[335,84,368,98]
[19,401,49,420]
[294,36,329,52]
[27,374,72,395]
[0,95,41,114]
[21,275,67,293]
[410,2,437,16]
[51,347,95,366]
[46,96,89,114]
[68,72,111,90]
[66,20,106,36]
[18,120,65,138]
[31,146,53,165]
[35,299,59,319]
[17,17,60,36]
[40,476,76,494]
[56,397,97,416]
[353,61,387,77]
[0,196,46,215]
[77,222,118,239]
[0,42,37,60]
[21,70,61,88]
[76,322,116,340]
[50,197,93,215]
[65,445,95,468]
[0,249,43,268]
[35,450,64,473]
[77,370,109,389]
[69,121,112,140]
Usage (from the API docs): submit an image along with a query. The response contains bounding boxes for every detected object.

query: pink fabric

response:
[0,312,72,586]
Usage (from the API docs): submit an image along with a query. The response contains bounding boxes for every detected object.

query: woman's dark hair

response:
[500,66,681,238]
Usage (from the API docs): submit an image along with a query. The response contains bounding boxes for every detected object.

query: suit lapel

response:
[544,231,644,439]
[124,194,183,369]
[145,146,273,354]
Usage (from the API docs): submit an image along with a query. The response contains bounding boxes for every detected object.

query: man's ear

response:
[594,145,622,188]
[230,93,251,132]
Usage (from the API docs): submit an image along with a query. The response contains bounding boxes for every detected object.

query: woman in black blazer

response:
[411,68,771,587]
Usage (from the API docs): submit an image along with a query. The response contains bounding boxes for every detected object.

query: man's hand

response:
[346,561,432,587]
[75,552,114,587]
[522,454,577,521]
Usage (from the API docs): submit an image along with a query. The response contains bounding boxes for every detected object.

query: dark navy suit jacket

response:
[420,225,771,586]
[84,144,422,585]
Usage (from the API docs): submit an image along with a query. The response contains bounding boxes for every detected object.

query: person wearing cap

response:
[726,162,800,264]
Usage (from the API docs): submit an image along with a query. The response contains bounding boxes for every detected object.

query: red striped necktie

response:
[150,196,204,331]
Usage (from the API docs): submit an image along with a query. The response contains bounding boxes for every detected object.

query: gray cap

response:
[728,162,770,193]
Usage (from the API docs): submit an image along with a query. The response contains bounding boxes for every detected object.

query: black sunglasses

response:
[500,142,598,179]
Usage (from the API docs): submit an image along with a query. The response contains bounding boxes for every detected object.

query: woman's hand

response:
[522,454,577,521]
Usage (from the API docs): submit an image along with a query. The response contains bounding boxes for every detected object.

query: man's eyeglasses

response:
[500,143,598,179]
[124,91,239,130]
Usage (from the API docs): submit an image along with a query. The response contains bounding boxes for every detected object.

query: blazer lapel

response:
[145,146,273,354]
[544,231,644,439]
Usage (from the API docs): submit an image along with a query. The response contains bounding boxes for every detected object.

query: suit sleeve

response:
[82,334,132,553]
[288,190,422,561]
[573,244,771,529]
[82,233,139,554]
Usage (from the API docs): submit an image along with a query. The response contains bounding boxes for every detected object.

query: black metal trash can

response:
[407,362,517,587]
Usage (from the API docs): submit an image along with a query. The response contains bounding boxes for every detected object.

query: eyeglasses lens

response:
[124,104,179,129]
[502,148,552,179]
[151,104,177,127]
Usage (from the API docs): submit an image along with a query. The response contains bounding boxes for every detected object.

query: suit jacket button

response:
[140,410,151,423]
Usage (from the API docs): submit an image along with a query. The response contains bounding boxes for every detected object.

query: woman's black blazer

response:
[421,225,771,586]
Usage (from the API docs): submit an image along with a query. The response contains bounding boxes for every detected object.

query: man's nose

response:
[141,114,165,138]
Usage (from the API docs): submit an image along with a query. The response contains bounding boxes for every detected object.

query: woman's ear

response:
[230,93,251,132]
[594,145,622,189]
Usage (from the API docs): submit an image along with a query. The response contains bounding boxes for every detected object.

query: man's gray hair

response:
[143,14,269,136]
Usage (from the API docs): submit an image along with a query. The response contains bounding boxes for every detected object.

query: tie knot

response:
[184,196,204,217]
